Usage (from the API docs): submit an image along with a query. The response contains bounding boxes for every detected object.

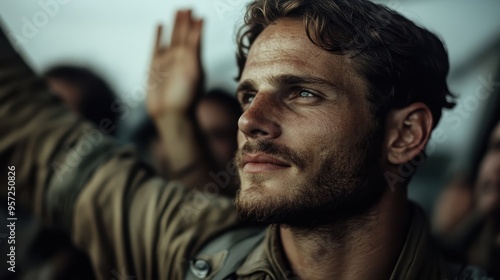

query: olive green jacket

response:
[0,26,449,280]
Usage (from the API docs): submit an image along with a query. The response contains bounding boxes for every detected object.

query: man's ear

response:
[384,103,433,165]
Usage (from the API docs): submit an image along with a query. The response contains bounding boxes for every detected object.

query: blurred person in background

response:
[146,14,240,196]
[134,89,241,189]
[433,120,500,278]
[131,118,166,175]
[44,65,120,135]
[0,64,120,280]
[196,89,241,172]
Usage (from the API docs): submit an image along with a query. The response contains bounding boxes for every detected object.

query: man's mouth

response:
[241,153,291,173]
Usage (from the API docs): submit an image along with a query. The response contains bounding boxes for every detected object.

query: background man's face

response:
[47,77,83,114]
[476,122,500,218]
[235,19,385,227]
[196,99,238,167]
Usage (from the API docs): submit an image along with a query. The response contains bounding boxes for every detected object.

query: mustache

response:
[235,141,307,170]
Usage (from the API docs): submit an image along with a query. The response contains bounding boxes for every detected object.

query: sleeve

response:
[0,23,241,280]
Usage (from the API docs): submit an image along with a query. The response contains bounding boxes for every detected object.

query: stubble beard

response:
[234,127,386,229]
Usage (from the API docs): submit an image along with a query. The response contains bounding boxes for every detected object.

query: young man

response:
[0,0,461,279]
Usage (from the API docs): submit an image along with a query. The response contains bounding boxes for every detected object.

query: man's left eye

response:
[298,90,315,98]
[289,88,322,104]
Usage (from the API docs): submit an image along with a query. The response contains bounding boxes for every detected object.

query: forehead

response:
[241,18,365,91]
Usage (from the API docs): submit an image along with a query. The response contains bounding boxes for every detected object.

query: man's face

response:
[475,122,500,218]
[235,19,385,227]
[47,78,83,114]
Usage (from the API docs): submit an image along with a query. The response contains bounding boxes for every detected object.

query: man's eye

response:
[241,93,255,105]
[290,88,323,105]
[298,90,316,98]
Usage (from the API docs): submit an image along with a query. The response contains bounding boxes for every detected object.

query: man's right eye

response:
[240,93,255,106]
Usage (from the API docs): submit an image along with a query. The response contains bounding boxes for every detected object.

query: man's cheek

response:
[237,131,245,146]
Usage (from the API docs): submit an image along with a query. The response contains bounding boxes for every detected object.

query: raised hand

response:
[147,10,203,118]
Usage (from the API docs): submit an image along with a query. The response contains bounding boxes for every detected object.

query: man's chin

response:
[238,173,294,192]
[235,184,282,224]
[236,183,263,201]
[235,194,278,225]
[235,183,316,226]
[235,180,385,229]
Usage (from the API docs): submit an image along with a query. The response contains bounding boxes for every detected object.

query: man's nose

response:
[238,93,281,140]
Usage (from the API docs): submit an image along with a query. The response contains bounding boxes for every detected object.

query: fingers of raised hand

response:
[187,19,203,51]
[171,10,202,49]
[154,24,163,54]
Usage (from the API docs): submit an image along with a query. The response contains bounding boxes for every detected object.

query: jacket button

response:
[190,259,211,279]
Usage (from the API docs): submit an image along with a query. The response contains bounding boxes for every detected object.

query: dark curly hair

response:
[236,0,455,128]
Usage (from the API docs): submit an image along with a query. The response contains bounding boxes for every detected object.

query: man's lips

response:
[241,153,291,173]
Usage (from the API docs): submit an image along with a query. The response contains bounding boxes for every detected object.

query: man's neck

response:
[280,190,410,280]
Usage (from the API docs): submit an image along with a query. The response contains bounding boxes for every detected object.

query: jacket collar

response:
[236,203,446,279]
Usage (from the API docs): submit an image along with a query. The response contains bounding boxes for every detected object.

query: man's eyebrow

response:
[236,75,339,93]
[236,80,256,93]
[268,74,339,89]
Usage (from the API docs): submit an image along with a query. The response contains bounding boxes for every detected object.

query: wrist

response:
[152,105,194,121]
